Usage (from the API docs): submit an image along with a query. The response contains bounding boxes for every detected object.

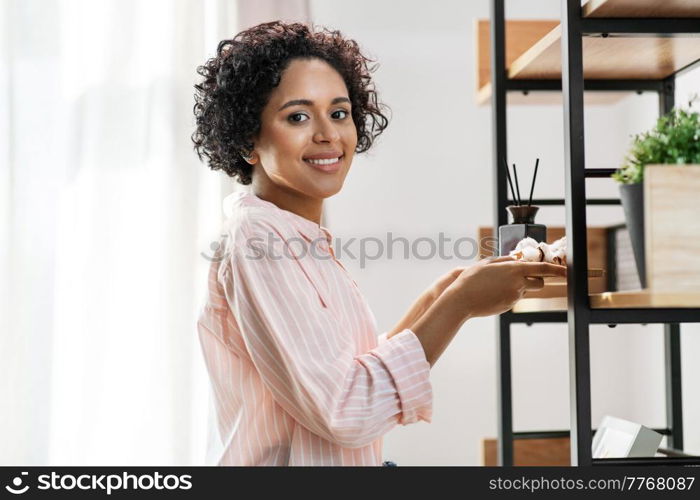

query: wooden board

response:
[590,290,700,308]
[584,0,700,18]
[475,20,628,105]
[644,166,700,293]
[512,297,568,313]
[523,269,605,299]
[482,437,570,466]
[477,81,627,106]
[510,26,700,81]
[513,290,700,312]
[476,19,559,91]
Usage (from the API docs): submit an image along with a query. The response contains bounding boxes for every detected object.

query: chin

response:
[304,173,346,199]
[313,182,344,199]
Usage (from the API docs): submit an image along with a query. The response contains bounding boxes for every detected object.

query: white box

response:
[592,416,663,458]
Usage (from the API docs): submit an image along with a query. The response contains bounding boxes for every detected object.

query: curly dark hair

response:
[191,21,390,185]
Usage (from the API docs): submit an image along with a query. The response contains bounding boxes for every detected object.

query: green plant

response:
[613,97,700,184]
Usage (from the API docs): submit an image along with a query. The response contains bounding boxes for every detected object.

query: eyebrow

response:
[277,97,351,112]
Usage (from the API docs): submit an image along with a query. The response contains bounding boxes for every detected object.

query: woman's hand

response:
[405,255,567,367]
[447,255,567,319]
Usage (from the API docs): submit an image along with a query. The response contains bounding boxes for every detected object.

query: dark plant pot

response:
[619,183,647,288]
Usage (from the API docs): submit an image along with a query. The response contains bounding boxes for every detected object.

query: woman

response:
[192,21,565,466]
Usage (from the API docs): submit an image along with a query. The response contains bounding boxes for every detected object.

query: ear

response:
[241,151,258,165]
[241,138,259,165]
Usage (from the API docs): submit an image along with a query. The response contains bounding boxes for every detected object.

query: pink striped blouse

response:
[196,190,432,466]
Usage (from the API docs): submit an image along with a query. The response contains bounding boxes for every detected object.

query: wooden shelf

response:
[591,290,700,308]
[513,290,700,313]
[583,0,700,18]
[513,297,567,313]
[476,0,700,105]
[476,81,628,106]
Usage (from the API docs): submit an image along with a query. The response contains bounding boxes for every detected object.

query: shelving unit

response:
[487,0,700,466]
[515,291,700,313]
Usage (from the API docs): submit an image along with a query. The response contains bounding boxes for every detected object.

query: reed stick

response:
[512,163,522,206]
[528,158,540,207]
[503,158,519,206]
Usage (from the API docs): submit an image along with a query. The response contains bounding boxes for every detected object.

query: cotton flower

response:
[509,236,567,266]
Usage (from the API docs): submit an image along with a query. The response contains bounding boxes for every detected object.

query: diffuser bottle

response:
[498,205,547,256]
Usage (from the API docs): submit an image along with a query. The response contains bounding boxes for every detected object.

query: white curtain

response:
[0,0,308,466]
[1,0,310,467]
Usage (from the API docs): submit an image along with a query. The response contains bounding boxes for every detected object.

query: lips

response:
[303,151,343,160]
[303,154,343,173]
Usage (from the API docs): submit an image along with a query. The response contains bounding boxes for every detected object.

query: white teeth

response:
[305,156,341,165]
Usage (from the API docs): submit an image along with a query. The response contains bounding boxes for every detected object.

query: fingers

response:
[482,255,515,264]
[523,276,545,291]
[517,261,567,277]
[433,267,464,290]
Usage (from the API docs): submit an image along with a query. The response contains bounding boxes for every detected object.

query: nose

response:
[313,115,340,144]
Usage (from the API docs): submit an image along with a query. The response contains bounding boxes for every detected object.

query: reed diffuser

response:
[498,158,547,256]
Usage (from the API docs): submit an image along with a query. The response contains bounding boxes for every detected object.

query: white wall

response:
[309,0,700,465]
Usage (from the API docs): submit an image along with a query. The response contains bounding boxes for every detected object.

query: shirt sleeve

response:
[221,216,432,449]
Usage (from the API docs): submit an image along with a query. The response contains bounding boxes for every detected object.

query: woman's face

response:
[251,57,358,199]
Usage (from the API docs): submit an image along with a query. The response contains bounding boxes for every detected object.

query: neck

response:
[251,173,323,226]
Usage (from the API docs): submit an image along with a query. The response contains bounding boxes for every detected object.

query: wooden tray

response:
[524,269,604,299]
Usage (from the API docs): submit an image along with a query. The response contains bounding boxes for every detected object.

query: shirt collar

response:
[223,190,333,245]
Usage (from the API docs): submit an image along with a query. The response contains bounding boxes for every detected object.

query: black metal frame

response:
[491,0,700,467]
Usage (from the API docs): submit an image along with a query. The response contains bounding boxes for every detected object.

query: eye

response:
[288,112,309,123]
[332,109,350,119]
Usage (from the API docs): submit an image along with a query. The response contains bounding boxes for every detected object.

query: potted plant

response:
[612,98,700,288]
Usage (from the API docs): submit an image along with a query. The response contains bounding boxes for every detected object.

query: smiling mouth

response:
[303,155,344,171]
[303,155,343,166]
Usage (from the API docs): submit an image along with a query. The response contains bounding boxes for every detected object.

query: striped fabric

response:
[196,191,432,466]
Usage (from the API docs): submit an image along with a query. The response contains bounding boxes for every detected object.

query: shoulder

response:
[222,192,297,254]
